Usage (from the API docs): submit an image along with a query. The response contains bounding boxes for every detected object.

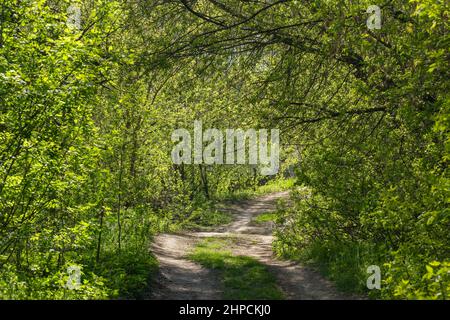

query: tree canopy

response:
[0,0,448,299]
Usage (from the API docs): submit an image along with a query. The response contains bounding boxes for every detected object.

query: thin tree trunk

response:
[96,206,104,263]
[200,165,209,199]
[117,146,125,252]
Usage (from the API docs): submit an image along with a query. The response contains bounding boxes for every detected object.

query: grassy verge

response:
[187,237,284,300]
[216,178,294,202]
[274,236,375,297]
[252,211,278,224]
[86,207,166,299]
[180,204,233,231]
[92,250,159,299]
[301,241,371,295]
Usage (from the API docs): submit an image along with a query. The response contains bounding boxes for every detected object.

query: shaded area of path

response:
[149,192,354,300]
[149,233,222,299]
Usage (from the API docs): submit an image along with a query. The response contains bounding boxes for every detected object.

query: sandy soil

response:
[148,192,355,300]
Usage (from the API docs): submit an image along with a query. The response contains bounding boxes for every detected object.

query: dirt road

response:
[149,192,351,300]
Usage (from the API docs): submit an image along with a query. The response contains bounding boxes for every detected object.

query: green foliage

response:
[265,0,450,300]
[0,263,111,300]
[0,0,448,300]
[92,250,158,299]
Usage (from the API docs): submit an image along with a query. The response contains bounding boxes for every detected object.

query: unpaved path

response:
[149,192,352,300]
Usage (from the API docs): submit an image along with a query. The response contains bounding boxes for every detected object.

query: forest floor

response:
[148,192,354,300]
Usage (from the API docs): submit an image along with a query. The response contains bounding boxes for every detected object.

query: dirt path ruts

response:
[149,192,352,300]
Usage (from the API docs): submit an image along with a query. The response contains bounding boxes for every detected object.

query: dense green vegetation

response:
[188,237,284,299]
[0,0,448,299]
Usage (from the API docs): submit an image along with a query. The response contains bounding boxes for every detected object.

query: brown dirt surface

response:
[149,192,358,300]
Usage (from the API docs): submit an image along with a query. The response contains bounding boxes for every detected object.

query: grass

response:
[274,238,373,297]
[181,206,233,230]
[187,237,284,300]
[92,249,159,299]
[253,211,278,224]
[305,241,379,297]
[216,178,295,202]
[90,207,163,299]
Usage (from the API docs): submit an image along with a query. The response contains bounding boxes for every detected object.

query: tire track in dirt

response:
[149,192,354,300]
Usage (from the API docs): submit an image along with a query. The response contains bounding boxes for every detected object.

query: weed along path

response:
[149,192,349,300]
